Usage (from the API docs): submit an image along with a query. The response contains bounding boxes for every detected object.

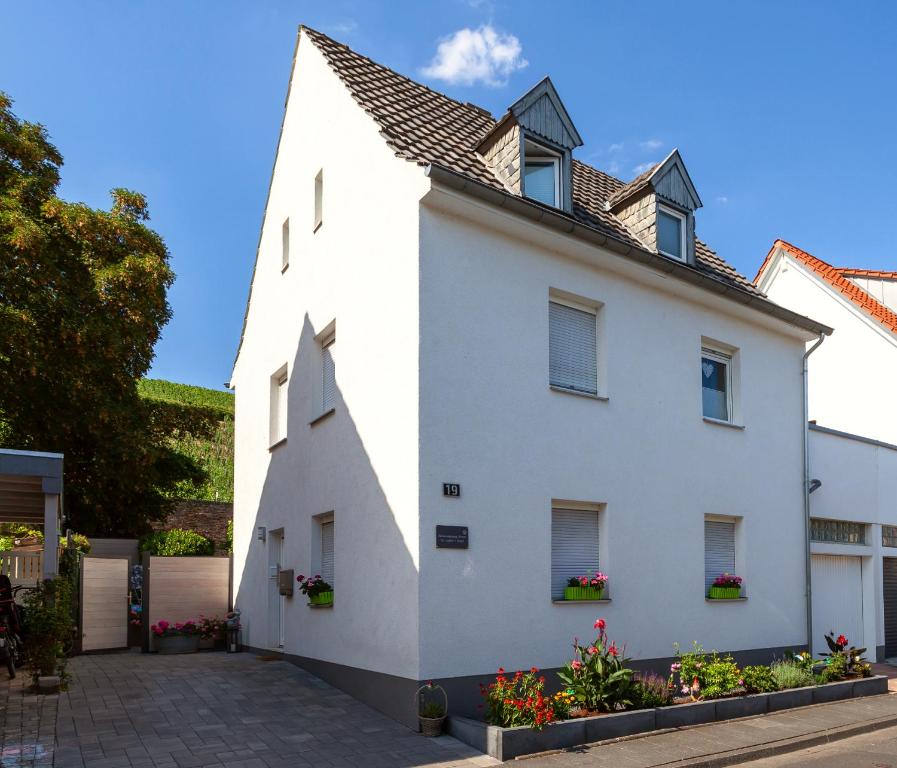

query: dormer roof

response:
[607,149,702,211]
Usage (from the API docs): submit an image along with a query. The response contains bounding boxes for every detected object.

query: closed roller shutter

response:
[322,342,336,412]
[549,301,597,394]
[321,520,334,587]
[883,558,897,657]
[704,520,736,592]
[551,508,600,599]
[811,554,863,652]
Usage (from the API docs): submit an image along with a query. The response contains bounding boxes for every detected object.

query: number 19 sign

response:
[442,483,461,498]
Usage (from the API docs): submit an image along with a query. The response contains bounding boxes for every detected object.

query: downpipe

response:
[803,333,826,657]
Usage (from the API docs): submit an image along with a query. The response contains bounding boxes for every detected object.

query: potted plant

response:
[564,571,607,601]
[297,574,333,606]
[416,681,448,736]
[197,616,226,650]
[708,573,743,599]
[151,619,201,654]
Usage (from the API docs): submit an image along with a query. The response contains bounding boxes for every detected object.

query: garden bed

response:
[449,675,888,761]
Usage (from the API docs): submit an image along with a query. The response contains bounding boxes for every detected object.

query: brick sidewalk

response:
[519,693,897,767]
[0,651,498,768]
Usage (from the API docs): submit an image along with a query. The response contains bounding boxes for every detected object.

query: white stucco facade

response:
[758,245,897,445]
[232,28,827,723]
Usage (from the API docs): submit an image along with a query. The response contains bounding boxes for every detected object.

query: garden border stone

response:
[448,675,889,761]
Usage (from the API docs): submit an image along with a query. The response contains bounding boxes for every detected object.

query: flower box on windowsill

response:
[308,591,333,607]
[564,586,605,601]
[708,586,741,599]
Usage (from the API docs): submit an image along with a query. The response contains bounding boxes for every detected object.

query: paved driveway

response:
[0,651,496,768]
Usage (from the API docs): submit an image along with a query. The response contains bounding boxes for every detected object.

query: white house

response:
[230,27,832,725]
[757,241,897,660]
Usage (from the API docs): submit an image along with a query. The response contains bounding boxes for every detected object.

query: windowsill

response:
[268,437,287,452]
[550,386,609,402]
[705,597,748,602]
[552,599,612,605]
[703,417,745,430]
[308,602,333,609]
[313,221,322,234]
[309,408,335,427]
[281,263,289,273]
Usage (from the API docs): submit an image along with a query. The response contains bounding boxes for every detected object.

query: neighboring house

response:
[230,27,831,725]
[756,240,897,660]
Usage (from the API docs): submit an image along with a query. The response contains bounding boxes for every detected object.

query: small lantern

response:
[225,610,242,653]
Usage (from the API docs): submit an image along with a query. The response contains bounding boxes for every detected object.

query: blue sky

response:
[4,1,896,390]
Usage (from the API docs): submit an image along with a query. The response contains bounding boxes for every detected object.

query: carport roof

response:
[0,448,63,525]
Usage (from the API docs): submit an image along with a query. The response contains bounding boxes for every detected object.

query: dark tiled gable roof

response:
[303,27,763,297]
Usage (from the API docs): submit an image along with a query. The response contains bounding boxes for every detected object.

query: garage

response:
[883,558,897,659]
[811,554,864,652]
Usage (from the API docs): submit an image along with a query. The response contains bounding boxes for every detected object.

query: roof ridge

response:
[762,239,897,336]
[300,25,494,121]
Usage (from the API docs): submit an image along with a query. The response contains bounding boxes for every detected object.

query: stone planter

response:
[563,586,605,601]
[198,634,225,651]
[155,635,200,654]
[449,675,890,761]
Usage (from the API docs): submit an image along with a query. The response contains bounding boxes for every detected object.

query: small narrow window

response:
[704,518,736,593]
[701,348,732,422]
[314,170,323,231]
[657,206,686,261]
[320,519,334,588]
[269,366,288,446]
[884,525,897,548]
[812,518,865,545]
[322,331,335,414]
[281,218,290,271]
[551,507,600,600]
[524,140,560,207]
[549,300,597,395]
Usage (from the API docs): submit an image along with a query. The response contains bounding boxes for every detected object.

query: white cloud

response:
[324,20,357,36]
[606,160,622,175]
[639,138,663,151]
[607,142,624,153]
[632,161,658,175]
[716,196,729,204]
[421,25,528,87]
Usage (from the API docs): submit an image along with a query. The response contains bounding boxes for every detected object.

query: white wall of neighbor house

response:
[230,30,428,680]
[415,188,814,679]
[760,252,897,445]
[808,426,897,658]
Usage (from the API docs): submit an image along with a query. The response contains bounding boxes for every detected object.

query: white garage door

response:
[811,554,864,653]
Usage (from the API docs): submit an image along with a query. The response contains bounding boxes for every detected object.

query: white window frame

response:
[524,141,561,207]
[313,169,323,232]
[281,217,290,272]
[313,512,335,591]
[321,329,335,415]
[549,293,603,398]
[701,346,734,423]
[657,204,687,262]
[704,515,742,595]
[550,500,606,602]
[269,365,288,448]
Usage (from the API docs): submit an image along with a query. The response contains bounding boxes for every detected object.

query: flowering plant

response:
[198,616,225,639]
[150,619,200,637]
[567,571,608,590]
[296,574,332,598]
[668,642,741,699]
[557,618,635,713]
[480,667,556,730]
[820,632,870,679]
[712,573,743,589]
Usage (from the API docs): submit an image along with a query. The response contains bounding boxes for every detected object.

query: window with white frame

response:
[551,507,600,600]
[704,518,736,593]
[269,366,288,446]
[320,517,334,587]
[657,206,686,262]
[701,347,733,422]
[524,140,561,207]
[549,299,598,395]
[321,330,335,413]
[281,218,290,270]
[314,169,323,231]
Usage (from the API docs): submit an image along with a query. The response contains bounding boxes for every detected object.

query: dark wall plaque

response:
[443,483,461,497]
[436,525,468,549]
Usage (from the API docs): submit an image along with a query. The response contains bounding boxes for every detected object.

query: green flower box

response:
[309,591,333,606]
[564,586,605,601]
[708,586,741,599]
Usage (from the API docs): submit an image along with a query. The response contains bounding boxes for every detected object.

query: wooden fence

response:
[0,551,42,587]
[80,557,128,651]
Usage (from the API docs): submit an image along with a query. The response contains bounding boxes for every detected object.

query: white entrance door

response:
[811,554,864,653]
[267,531,284,649]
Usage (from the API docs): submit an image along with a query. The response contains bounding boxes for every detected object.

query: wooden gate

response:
[80,557,129,651]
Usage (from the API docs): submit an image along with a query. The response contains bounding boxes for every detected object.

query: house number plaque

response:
[442,483,461,497]
[436,525,468,549]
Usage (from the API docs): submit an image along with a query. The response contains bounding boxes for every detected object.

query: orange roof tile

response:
[756,240,897,336]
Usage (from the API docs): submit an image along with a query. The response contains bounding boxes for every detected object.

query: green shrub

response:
[225,519,233,555]
[771,660,814,689]
[140,529,215,556]
[742,665,778,693]
[817,653,848,683]
[23,577,74,682]
[702,655,742,699]
[670,643,741,699]
[632,671,673,707]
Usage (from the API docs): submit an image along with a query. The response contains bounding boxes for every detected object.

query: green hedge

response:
[140,529,215,556]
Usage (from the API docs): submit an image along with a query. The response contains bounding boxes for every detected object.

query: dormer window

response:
[657,206,686,262]
[524,141,561,207]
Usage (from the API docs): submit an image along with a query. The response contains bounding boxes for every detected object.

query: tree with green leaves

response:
[0,92,206,536]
